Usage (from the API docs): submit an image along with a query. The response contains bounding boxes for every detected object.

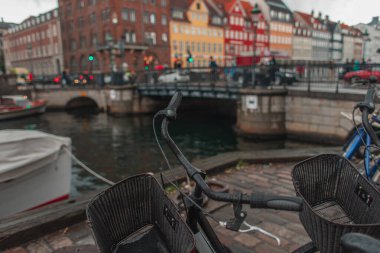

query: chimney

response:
[372,16,379,24]
[318,12,322,20]
[311,10,315,17]
[325,15,329,21]
[1,17,3,23]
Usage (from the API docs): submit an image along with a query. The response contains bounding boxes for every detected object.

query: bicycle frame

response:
[343,115,380,179]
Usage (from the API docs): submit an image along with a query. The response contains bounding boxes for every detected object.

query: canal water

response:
[0,111,318,197]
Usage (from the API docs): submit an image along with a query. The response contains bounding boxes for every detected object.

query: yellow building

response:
[169,0,225,68]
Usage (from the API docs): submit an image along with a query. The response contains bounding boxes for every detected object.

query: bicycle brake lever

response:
[240,221,281,246]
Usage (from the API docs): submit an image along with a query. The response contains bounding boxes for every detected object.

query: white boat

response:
[0,96,47,121]
[0,130,71,219]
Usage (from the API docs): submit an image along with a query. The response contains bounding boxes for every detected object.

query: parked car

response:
[158,70,190,83]
[344,70,380,84]
[232,68,296,87]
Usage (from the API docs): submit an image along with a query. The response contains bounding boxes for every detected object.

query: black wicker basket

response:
[292,154,380,253]
[86,174,195,253]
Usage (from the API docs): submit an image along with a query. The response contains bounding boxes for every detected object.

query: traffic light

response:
[187,51,193,63]
[88,55,94,61]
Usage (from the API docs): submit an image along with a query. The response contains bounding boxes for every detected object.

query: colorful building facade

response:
[3,9,63,76]
[254,0,294,59]
[169,0,224,68]
[58,0,170,74]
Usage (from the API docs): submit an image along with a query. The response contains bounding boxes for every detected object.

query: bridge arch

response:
[65,96,99,110]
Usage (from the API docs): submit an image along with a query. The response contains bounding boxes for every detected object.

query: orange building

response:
[253,0,294,59]
[169,0,225,68]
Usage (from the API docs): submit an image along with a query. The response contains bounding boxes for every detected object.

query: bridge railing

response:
[29,63,380,93]
[134,63,380,92]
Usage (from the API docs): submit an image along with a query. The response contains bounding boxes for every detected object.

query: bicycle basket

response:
[86,174,195,253]
[292,154,380,253]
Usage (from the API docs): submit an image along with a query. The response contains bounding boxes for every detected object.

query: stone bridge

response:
[32,87,108,110]
[31,83,375,145]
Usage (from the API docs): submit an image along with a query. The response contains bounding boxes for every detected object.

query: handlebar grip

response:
[363,87,376,113]
[250,193,303,211]
[167,91,182,112]
[341,233,380,253]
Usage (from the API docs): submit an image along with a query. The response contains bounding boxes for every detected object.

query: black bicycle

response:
[86,91,380,253]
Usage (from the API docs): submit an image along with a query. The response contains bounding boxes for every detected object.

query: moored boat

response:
[0,130,72,219]
[0,96,47,120]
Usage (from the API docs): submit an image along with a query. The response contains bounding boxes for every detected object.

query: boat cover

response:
[0,130,71,182]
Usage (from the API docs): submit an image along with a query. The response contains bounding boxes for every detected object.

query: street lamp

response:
[26,44,33,74]
[251,3,261,88]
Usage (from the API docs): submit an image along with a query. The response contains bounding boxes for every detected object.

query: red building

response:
[3,9,63,76]
[58,0,171,74]
[214,0,269,66]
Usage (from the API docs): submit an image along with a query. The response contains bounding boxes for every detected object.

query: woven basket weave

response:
[292,154,380,253]
[87,174,195,253]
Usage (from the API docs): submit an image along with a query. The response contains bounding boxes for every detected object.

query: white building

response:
[341,24,362,62]
[293,11,331,62]
[355,17,380,63]
[293,13,312,61]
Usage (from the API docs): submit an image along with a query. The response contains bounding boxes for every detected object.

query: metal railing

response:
[29,63,380,93]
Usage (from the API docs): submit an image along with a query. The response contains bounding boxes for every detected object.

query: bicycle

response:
[86,91,380,253]
[342,79,380,183]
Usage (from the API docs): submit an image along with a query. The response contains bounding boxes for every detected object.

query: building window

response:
[143,12,149,23]
[196,2,201,10]
[161,14,167,25]
[130,10,136,22]
[162,33,168,43]
[150,13,156,24]
[172,10,184,19]
[122,9,129,21]
[71,40,77,50]
[131,32,136,43]
[102,9,110,21]
[89,13,96,24]
[161,0,166,7]
[144,32,156,45]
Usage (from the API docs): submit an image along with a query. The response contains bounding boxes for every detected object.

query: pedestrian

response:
[209,56,218,84]
[269,56,277,85]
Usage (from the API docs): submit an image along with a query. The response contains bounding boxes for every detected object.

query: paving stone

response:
[49,237,73,250]
[229,242,256,253]
[75,235,96,246]
[25,240,52,253]
[65,222,91,241]
[3,247,28,253]
[234,233,261,248]
[255,242,288,253]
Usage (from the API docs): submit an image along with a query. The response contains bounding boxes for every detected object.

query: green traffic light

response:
[145,66,149,70]
[88,55,94,61]
[189,58,193,63]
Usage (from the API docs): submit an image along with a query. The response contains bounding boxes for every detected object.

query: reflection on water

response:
[0,111,314,197]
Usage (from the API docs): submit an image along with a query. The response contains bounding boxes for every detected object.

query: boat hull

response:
[0,103,46,121]
[0,148,71,219]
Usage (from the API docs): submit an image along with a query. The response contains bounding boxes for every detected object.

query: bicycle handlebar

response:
[359,86,380,147]
[159,91,302,212]
[341,233,380,253]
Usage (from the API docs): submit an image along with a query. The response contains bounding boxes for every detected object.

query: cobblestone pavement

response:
[4,162,312,253]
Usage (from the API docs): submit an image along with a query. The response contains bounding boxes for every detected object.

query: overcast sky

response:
[0,0,378,25]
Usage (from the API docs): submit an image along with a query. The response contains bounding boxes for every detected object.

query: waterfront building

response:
[0,19,16,74]
[58,0,170,74]
[327,20,343,62]
[3,10,63,76]
[212,0,269,66]
[355,17,380,63]
[253,0,294,59]
[292,13,312,61]
[294,11,331,62]
[341,23,363,62]
[169,0,225,68]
